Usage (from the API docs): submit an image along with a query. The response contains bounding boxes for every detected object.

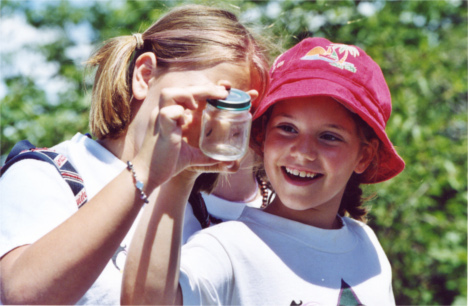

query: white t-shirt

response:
[180,206,395,306]
[182,190,263,244]
[0,133,263,304]
[0,133,134,305]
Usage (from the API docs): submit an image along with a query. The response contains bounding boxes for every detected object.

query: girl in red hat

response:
[123,37,405,305]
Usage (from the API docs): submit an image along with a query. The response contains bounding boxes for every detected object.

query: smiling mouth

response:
[283,167,322,181]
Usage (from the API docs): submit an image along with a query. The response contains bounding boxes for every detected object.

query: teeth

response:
[285,167,317,178]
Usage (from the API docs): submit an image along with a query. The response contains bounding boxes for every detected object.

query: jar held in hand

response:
[200,89,252,161]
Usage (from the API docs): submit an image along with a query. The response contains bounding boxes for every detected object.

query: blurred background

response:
[1,0,466,304]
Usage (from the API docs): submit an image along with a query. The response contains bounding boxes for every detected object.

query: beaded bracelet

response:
[127,161,149,204]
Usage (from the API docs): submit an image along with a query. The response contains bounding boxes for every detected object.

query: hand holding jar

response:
[200,89,252,161]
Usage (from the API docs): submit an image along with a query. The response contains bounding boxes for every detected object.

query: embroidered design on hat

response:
[301,43,360,73]
[270,54,285,73]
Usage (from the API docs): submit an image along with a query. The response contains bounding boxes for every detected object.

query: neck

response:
[97,130,139,162]
[97,98,146,162]
[264,199,342,230]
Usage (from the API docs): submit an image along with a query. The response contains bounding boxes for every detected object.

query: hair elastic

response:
[127,161,149,204]
[132,33,144,50]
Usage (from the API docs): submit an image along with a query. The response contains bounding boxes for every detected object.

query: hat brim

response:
[252,77,405,183]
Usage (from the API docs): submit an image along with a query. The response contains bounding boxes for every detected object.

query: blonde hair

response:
[86,4,270,139]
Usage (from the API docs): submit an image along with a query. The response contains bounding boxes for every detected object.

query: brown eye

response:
[321,133,342,142]
[278,124,297,133]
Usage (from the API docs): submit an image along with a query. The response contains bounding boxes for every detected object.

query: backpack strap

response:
[188,191,222,229]
[1,140,88,208]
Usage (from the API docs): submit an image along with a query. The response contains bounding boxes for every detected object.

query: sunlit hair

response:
[86,4,270,139]
[250,100,381,222]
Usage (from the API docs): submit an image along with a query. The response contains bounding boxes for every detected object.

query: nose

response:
[290,134,318,161]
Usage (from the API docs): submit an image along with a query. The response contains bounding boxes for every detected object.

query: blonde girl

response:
[0,5,269,304]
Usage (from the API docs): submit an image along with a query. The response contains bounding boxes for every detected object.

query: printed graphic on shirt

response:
[289,279,362,306]
[301,43,360,73]
[290,300,319,306]
[112,244,127,272]
[337,279,363,305]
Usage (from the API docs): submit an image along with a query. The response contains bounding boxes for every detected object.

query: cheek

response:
[264,132,290,155]
[324,146,360,174]
[263,150,276,185]
[263,137,283,174]
[321,148,342,161]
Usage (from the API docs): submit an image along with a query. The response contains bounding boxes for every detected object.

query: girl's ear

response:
[354,138,379,174]
[132,52,157,100]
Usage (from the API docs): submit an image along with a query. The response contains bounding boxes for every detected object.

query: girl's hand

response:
[134,84,235,191]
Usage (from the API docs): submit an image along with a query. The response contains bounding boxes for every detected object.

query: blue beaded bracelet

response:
[127,161,149,204]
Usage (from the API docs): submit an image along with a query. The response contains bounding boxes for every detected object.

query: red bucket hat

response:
[251,37,404,183]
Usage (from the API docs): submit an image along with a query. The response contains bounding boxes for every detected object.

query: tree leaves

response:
[1,0,466,304]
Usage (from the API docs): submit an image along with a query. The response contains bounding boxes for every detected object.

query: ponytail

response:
[336,111,382,222]
[338,173,370,222]
[85,5,270,141]
[86,35,141,139]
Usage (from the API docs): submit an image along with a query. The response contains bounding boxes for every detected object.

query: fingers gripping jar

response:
[200,89,252,161]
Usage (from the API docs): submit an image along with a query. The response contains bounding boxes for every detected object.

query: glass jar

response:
[200,88,252,161]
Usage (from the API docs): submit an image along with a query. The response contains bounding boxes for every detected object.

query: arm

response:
[0,165,146,304]
[0,80,230,304]
[122,171,198,305]
[0,97,207,304]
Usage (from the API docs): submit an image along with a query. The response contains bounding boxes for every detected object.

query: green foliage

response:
[1,0,466,304]
[1,75,89,150]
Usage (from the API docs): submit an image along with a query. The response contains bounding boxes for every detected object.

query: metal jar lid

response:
[206,88,251,111]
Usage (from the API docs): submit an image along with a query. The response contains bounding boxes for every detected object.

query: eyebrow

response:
[272,113,294,119]
[273,113,352,133]
[324,123,349,132]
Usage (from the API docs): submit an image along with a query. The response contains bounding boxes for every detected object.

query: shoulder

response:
[0,156,77,213]
[0,158,77,259]
[183,216,254,254]
[1,157,71,193]
[52,133,91,159]
[342,217,376,235]
[184,208,272,256]
[53,133,126,199]
[1,136,84,209]
[342,217,386,251]
[190,218,250,240]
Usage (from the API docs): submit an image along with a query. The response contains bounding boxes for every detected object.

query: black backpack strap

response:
[188,191,222,229]
[1,140,88,208]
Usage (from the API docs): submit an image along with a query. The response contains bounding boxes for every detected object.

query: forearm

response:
[122,172,198,305]
[0,168,144,305]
